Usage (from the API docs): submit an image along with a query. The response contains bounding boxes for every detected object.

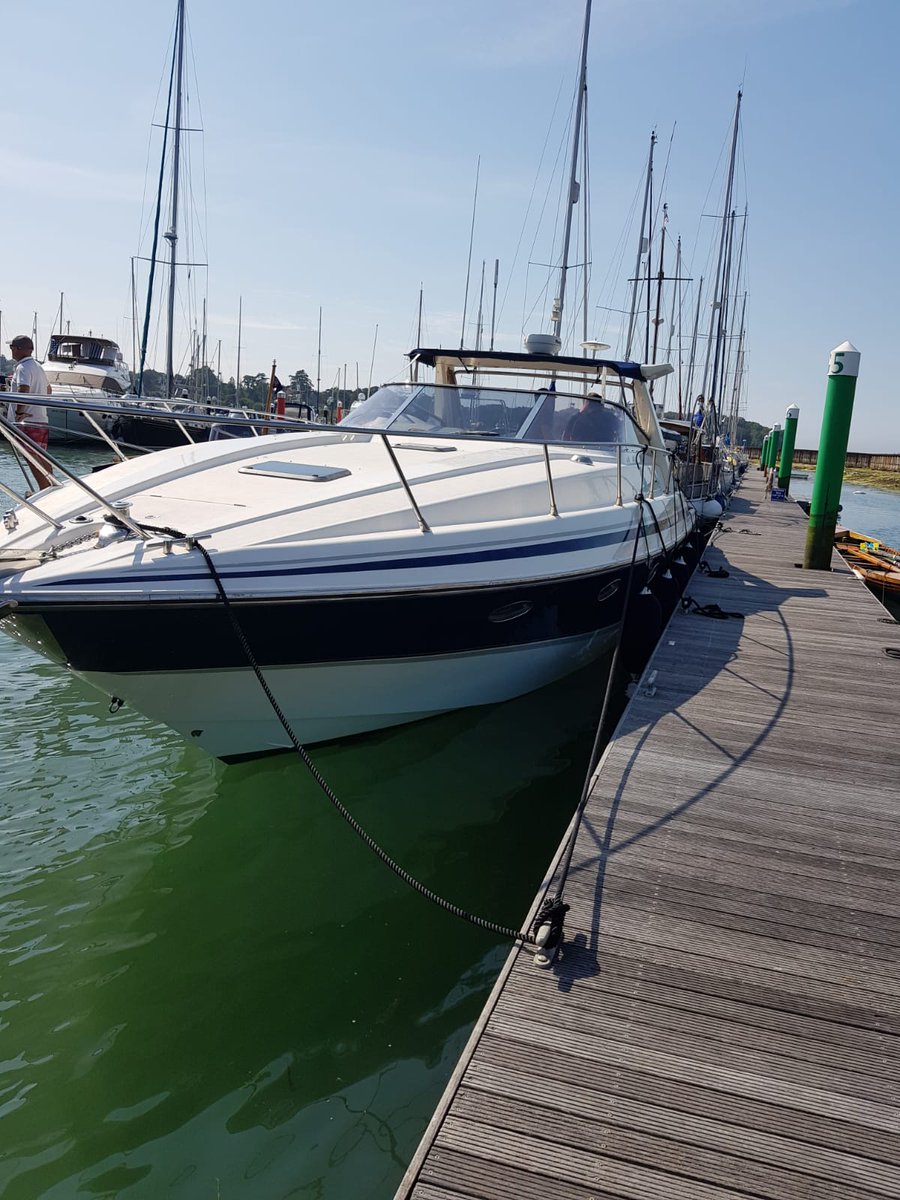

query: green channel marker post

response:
[778,405,800,492]
[769,424,783,479]
[803,341,860,569]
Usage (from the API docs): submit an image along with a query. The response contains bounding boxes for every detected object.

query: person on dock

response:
[7,334,54,490]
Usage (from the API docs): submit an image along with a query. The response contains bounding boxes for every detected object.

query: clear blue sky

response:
[1,0,896,449]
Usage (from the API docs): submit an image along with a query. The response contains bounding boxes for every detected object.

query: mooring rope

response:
[135,470,655,962]
[528,484,651,961]
[137,523,535,945]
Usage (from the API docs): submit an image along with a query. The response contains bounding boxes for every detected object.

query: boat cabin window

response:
[342,382,645,445]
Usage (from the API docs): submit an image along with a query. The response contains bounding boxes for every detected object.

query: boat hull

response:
[80,630,616,760]
[4,561,644,758]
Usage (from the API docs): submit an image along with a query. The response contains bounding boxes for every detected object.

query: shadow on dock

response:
[552,512,834,991]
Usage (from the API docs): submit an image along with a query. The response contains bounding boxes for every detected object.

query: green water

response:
[0,447,605,1198]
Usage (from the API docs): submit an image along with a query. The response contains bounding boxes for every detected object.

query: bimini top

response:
[408,346,647,381]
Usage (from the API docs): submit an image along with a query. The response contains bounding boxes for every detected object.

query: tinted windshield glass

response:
[341,382,645,444]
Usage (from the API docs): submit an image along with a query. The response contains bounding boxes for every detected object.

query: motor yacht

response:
[0,346,694,759]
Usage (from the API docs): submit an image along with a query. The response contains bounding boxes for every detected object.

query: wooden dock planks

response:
[396,470,900,1199]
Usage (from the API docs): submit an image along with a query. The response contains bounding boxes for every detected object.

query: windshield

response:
[340,382,647,446]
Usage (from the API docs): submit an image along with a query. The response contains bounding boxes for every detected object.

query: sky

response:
[1,0,896,449]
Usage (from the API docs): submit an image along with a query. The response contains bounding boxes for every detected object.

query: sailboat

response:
[114,0,222,451]
[0,0,694,761]
[631,95,748,525]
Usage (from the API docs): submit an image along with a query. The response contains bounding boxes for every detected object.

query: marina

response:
[397,467,900,1198]
[2,0,899,1196]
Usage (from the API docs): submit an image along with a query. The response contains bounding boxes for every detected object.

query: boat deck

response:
[396,469,900,1199]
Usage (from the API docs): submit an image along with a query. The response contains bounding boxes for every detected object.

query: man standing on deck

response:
[7,334,53,490]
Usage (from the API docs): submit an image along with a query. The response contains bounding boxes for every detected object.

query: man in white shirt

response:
[7,334,53,489]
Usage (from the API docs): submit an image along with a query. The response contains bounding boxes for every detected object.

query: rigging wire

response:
[495,74,567,336]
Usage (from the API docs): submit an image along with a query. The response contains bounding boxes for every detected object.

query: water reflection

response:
[0,605,608,1198]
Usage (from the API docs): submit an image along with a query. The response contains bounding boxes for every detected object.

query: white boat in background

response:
[43,333,132,445]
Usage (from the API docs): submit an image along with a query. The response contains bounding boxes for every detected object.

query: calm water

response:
[789,470,900,545]
[0,446,609,1198]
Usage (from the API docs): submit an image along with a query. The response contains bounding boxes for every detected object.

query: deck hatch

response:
[238,462,351,482]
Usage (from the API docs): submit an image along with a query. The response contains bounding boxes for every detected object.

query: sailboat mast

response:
[551,0,592,347]
[729,290,748,444]
[701,90,742,401]
[164,0,186,398]
[316,306,322,402]
[235,295,242,404]
[459,156,480,349]
[624,131,655,359]
[650,204,668,365]
[489,259,499,351]
[684,274,704,408]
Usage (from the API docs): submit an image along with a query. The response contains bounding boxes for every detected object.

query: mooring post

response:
[759,433,770,471]
[803,342,860,570]
[778,405,800,493]
[768,423,783,486]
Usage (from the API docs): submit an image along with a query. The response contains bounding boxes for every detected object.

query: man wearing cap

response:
[7,334,53,489]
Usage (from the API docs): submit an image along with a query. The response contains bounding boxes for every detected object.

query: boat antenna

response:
[551,0,592,349]
[164,0,187,399]
[459,155,481,348]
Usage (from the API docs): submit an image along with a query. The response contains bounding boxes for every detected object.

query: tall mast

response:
[551,0,592,347]
[684,274,704,408]
[661,234,681,414]
[460,156,480,349]
[719,208,747,417]
[650,204,668,366]
[164,0,186,397]
[701,89,742,403]
[316,306,322,402]
[475,260,486,351]
[235,295,242,404]
[729,290,748,445]
[489,258,499,351]
[624,131,655,359]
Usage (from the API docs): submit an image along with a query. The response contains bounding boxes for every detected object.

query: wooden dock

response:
[396,470,900,1199]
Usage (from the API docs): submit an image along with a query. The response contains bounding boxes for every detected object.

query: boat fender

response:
[696,498,724,522]
[668,557,692,590]
[678,539,701,571]
[531,895,569,969]
[650,568,680,619]
[620,586,663,676]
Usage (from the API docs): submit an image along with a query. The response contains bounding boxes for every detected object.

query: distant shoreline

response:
[841,467,900,495]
